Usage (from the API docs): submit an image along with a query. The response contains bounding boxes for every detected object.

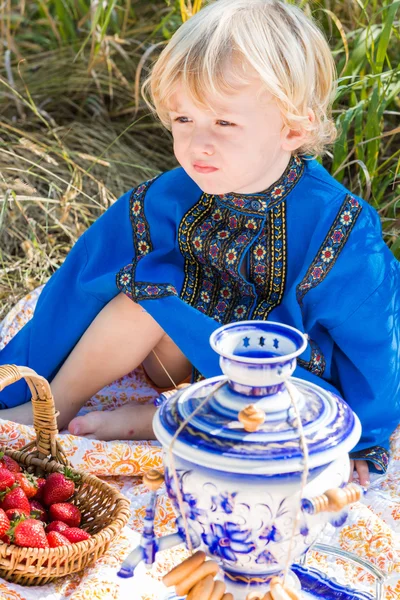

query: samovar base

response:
[223,568,300,600]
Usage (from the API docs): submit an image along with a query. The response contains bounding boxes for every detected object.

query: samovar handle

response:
[301,482,364,515]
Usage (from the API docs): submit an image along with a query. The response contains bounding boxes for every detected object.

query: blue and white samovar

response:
[118,321,365,599]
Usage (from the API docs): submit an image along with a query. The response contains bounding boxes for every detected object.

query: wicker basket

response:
[0,365,131,586]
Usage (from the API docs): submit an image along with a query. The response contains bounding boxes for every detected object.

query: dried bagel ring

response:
[210,580,227,600]
[175,561,220,596]
[163,551,206,587]
[269,577,301,600]
[187,574,215,600]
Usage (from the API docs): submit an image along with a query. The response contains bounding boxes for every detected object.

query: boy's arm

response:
[328,258,400,472]
[296,192,399,475]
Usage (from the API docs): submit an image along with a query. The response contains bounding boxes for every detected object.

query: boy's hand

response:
[349,459,370,486]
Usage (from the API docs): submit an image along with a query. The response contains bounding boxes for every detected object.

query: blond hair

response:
[143,0,337,156]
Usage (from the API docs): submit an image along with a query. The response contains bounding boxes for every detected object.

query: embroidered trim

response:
[116,177,166,301]
[219,154,304,213]
[350,446,389,473]
[116,263,134,300]
[178,196,262,324]
[134,282,178,301]
[178,192,213,306]
[118,271,178,301]
[252,202,287,320]
[296,194,362,305]
[178,183,291,324]
[297,338,326,377]
[192,368,205,383]
[129,179,156,262]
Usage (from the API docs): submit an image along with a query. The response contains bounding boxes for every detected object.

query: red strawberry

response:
[32,478,46,501]
[0,487,31,514]
[0,452,21,474]
[5,508,30,520]
[42,468,80,506]
[15,472,38,499]
[47,531,72,548]
[63,527,91,543]
[13,518,49,548]
[46,520,69,533]
[0,508,10,538]
[30,500,47,522]
[49,503,81,528]
[0,468,16,492]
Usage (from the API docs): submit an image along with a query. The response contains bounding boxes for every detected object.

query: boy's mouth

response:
[193,163,219,174]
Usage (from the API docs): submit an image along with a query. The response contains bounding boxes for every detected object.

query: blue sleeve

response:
[296,194,400,471]
[328,258,400,462]
[0,189,134,408]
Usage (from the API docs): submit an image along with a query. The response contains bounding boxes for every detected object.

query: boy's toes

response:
[68,413,101,438]
[67,404,154,441]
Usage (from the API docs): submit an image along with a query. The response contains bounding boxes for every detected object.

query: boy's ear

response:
[281,109,315,152]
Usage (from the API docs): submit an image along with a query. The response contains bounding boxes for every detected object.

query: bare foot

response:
[67,403,157,441]
[0,402,34,426]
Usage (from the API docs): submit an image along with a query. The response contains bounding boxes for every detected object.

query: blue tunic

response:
[1,156,399,470]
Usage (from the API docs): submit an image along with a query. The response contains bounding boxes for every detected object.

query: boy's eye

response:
[174,116,191,123]
[217,120,235,127]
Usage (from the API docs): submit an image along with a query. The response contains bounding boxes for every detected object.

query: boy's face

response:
[168,79,293,195]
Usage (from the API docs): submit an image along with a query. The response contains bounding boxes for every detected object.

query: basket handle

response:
[0,364,68,465]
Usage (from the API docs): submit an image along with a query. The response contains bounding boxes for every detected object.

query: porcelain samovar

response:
[118,321,363,599]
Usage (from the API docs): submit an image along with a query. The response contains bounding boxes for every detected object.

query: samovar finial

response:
[238,404,266,432]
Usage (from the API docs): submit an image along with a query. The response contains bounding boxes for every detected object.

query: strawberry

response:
[0,452,20,474]
[32,477,46,501]
[42,468,80,506]
[47,531,72,548]
[0,468,16,492]
[46,520,69,534]
[49,503,81,528]
[15,472,38,499]
[29,500,47,522]
[0,508,10,538]
[5,508,30,520]
[12,518,49,548]
[0,487,31,515]
[63,527,91,543]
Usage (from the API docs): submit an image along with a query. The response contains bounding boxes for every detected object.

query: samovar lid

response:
[153,321,361,475]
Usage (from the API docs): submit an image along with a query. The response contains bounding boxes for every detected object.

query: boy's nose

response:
[190,133,215,156]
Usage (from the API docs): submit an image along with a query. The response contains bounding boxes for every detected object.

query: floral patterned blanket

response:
[0,288,400,600]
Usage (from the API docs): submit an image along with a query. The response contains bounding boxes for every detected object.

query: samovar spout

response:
[117,469,200,578]
[117,531,188,578]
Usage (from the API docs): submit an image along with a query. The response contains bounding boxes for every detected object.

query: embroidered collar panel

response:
[213,154,304,216]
